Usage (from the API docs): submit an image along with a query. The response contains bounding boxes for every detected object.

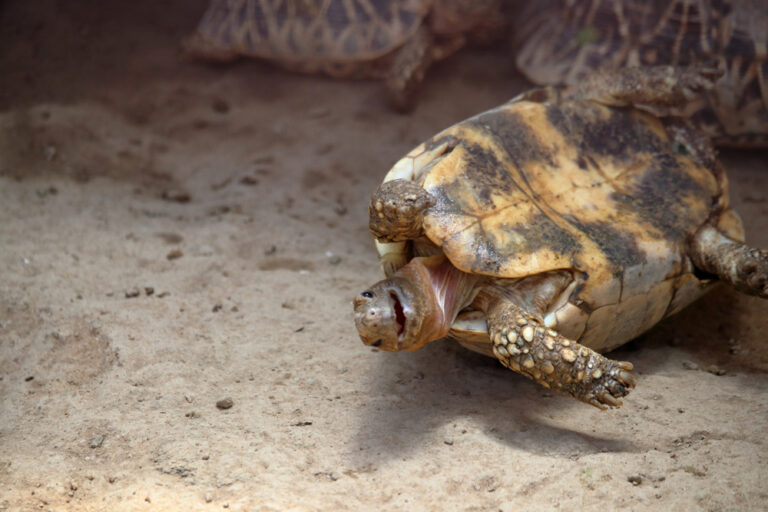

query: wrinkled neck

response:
[398,256,481,346]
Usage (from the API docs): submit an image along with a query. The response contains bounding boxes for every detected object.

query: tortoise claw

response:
[595,390,622,409]
[585,360,636,409]
[615,363,637,388]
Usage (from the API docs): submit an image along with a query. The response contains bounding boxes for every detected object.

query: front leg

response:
[486,301,636,409]
[568,65,722,108]
[369,179,435,242]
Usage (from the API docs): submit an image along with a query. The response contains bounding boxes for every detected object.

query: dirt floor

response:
[1,1,768,511]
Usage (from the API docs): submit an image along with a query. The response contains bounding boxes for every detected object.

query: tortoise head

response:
[353,276,429,352]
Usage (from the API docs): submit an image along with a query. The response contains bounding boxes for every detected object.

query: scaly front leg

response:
[485,300,636,409]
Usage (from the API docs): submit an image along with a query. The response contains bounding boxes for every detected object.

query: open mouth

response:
[390,291,406,338]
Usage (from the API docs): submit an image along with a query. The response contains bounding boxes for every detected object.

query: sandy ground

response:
[1,1,768,511]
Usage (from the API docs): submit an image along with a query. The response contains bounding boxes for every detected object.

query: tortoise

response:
[184,0,508,110]
[353,65,768,409]
[513,0,768,147]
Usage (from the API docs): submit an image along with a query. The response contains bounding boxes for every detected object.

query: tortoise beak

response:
[353,286,404,352]
[354,276,430,352]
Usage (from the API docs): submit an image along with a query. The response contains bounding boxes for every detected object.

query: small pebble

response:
[25,376,34,382]
[202,454,210,461]
[89,435,104,448]
[328,255,342,265]
[167,249,183,260]
[627,475,643,486]
[212,303,223,313]
[706,365,727,376]
[216,398,234,410]
[681,360,699,371]
[205,493,213,503]
[144,286,154,296]
[264,245,277,255]
[125,288,141,298]
[161,190,191,203]
[239,175,259,186]
[444,439,454,446]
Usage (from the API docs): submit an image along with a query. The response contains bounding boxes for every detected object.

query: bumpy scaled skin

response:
[690,225,768,297]
[486,300,636,409]
[369,179,435,242]
[573,66,722,108]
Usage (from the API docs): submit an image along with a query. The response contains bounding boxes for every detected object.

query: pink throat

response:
[402,256,480,346]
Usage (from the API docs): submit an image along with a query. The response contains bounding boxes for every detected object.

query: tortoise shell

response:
[189,0,427,73]
[514,0,768,146]
[377,92,745,353]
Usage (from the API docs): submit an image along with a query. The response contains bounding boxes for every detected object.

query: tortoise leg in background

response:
[689,224,768,298]
[475,280,637,410]
[368,179,435,242]
[384,26,464,112]
[569,65,723,108]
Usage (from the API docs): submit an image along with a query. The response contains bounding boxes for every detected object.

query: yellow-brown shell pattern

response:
[400,97,741,351]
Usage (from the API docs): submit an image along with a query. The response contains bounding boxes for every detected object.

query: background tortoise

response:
[514,0,768,147]
[185,0,508,110]
[353,66,768,409]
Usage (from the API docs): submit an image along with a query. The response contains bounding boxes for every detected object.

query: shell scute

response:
[419,99,720,290]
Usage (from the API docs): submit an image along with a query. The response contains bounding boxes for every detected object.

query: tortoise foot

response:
[584,360,637,409]
[487,302,636,409]
[740,248,768,297]
[369,179,435,242]
[690,225,768,298]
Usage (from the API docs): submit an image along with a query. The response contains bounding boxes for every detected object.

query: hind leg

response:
[385,26,464,112]
[689,224,768,297]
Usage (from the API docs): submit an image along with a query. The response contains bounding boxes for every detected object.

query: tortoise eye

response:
[361,291,374,298]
